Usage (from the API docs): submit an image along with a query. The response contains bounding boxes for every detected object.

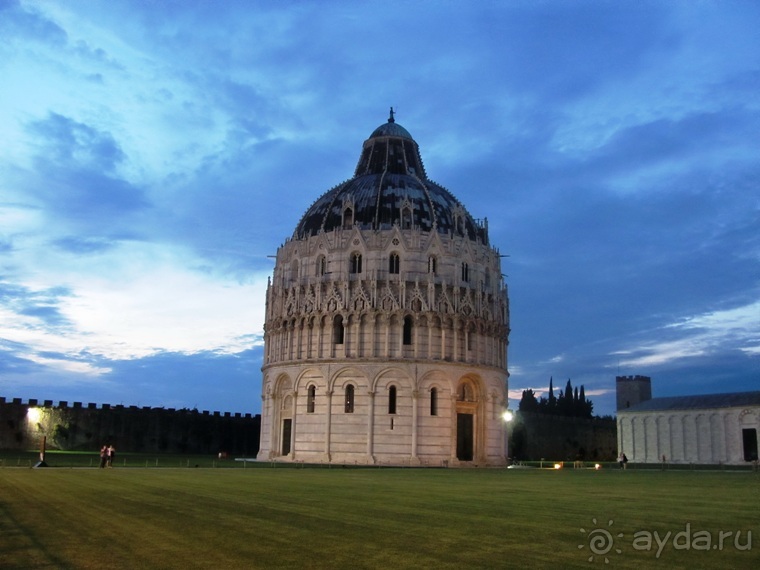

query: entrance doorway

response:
[743,428,758,461]
[281,419,292,456]
[456,413,474,461]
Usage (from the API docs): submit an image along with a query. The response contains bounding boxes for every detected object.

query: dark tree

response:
[533,377,597,418]
[519,389,540,412]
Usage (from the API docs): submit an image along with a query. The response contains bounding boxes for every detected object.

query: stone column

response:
[290,392,298,459]
[413,316,419,359]
[323,390,333,461]
[287,323,293,361]
[384,315,390,358]
[370,314,377,358]
[411,390,419,462]
[427,320,433,359]
[317,318,323,359]
[450,395,458,462]
[269,394,278,459]
[367,391,375,462]
[397,316,403,357]
[453,320,459,361]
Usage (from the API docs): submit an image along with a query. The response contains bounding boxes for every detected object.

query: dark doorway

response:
[281,419,292,456]
[456,413,474,461]
[743,428,758,461]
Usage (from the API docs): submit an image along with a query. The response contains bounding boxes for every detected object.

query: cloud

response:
[0,242,268,393]
[27,112,126,171]
[0,0,68,47]
[615,300,760,368]
[52,236,118,255]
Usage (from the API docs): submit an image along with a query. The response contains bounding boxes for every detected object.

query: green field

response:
[1,464,757,569]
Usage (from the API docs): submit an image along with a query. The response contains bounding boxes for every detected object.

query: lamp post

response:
[502,409,513,466]
[27,407,48,468]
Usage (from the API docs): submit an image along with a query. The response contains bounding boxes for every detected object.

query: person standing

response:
[99,445,107,468]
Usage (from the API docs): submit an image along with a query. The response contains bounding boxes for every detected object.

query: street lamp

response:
[26,407,42,424]
[26,407,48,467]
[502,408,514,465]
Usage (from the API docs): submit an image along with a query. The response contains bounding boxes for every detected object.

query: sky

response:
[1,0,759,417]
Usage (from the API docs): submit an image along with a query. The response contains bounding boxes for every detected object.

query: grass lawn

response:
[0,465,757,569]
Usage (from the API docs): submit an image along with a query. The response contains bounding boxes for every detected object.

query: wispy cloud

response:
[614,300,760,368]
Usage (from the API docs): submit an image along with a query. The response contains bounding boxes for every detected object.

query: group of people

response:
[99,444,116,468]
[618,452,628,469]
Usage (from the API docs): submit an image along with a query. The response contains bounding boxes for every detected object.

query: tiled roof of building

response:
[292,110,488,243]
[622,391,760,413]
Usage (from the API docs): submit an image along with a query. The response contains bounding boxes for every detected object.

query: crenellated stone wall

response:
[0,397,260,456]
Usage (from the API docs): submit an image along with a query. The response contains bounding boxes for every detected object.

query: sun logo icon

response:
[578,518,623,563]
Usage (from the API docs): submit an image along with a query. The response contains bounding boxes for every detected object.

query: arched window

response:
[461,262,469,282]
[388,385,397,414]
[389,252,400,274]
[307,385,316,413]
[401,208,412,229]
[343,206,354,229]
[333,315,344,345]
[430,387,438,416]
[428,256,437,275]
[316,255,326,276]
[345,384,355,413]
[350,252,362,274]
[291,260,299,280]
[484,267,491,287]
[403,315,413,345]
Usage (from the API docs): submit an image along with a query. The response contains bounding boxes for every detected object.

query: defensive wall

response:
[0,396,260,456]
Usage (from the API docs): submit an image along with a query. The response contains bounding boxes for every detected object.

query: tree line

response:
[518,377,594,418]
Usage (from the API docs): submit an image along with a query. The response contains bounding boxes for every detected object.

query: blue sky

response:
[1,0,758,416]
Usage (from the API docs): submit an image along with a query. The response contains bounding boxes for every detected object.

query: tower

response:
[616,375,652,410]
[257,111,510,466]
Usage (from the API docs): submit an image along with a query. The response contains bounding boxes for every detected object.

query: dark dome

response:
[293,111,488,244]
[369,120,413,139]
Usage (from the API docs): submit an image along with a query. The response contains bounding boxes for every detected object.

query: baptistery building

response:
[257,111,510,466]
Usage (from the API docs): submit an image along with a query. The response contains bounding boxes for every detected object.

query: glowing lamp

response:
[502,410,514,423]
[26,407,42,423]
[554,463,562,470]
[595,463,601,470]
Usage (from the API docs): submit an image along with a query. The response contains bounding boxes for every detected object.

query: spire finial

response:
[388,107,395,123]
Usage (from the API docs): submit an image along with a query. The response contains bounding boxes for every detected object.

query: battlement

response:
[0,396,260,454]
[0,397,253,418]
[616,375,652,410]
[616,375,652,383]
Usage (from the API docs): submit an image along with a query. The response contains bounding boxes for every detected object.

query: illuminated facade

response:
[616,377,760,465]
[257,112,510,465]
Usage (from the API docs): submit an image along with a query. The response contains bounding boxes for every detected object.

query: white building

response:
[616,376,760,465]
[257,111,510,466]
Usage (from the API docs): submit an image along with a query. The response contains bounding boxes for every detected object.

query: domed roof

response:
[293,109,488,244]
[369,112,413,139]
